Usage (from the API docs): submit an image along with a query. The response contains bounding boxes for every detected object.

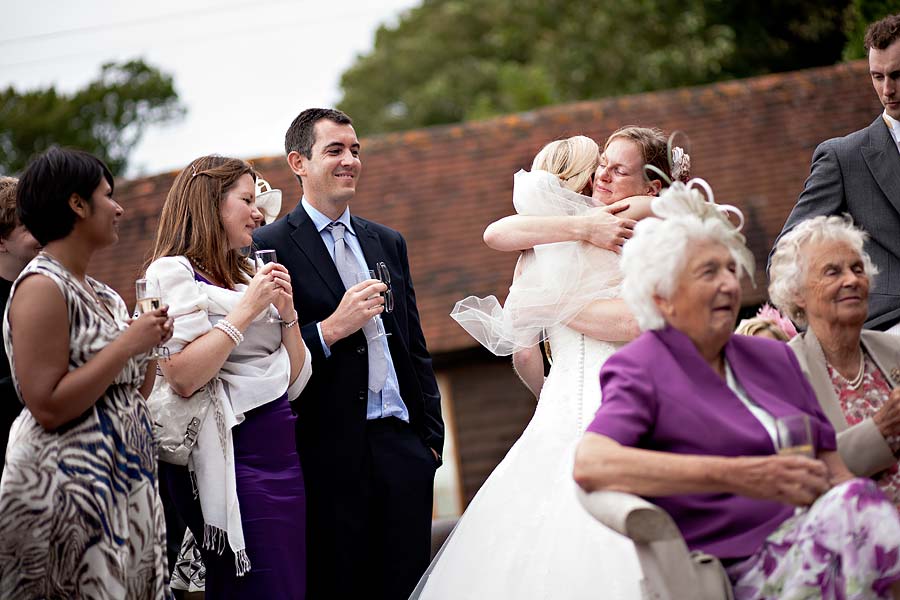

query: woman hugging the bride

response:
[411,127,688,599]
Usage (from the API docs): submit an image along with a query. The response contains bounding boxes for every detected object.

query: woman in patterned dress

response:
[770,215,900,506]
[0,147,173,598]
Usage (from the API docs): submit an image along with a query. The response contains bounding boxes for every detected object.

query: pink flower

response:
[757,303,798,339]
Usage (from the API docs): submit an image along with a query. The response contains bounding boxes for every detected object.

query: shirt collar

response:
[302,197,355,236]
[883,111,900,145]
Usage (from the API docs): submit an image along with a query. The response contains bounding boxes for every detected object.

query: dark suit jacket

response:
[253,203,443,484]
[771,116,900,330]
[0,277,20,479]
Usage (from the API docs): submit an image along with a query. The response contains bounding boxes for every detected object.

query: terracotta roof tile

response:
[94,60,880,355]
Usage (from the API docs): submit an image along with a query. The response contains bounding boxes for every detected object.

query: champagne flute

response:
[356,270,389,339]
[775,414,814,458]
[135,278,170,361]
[255,249,282,323]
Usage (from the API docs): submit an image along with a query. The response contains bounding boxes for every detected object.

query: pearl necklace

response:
[191,258,209,275]
[834,351,866,390]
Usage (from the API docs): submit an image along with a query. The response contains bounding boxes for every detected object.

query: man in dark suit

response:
[253,108,443,600]
[772,14,900,331]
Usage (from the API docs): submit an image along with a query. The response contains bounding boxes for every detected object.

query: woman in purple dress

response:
[146,155,311,599]
[574,181,900,599]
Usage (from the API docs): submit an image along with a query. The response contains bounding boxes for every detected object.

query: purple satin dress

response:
[221,394,306,598]
[163,272,306,599]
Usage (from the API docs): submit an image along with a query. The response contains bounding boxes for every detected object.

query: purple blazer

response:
[586,325,837,559]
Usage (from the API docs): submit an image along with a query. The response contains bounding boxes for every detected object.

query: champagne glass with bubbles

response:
[135,278,169,360]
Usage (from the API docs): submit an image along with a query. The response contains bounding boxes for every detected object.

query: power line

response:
[0,3,403,71]
[0,0,305,46]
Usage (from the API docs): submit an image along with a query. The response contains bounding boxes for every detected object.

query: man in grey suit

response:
[772,13,900,331]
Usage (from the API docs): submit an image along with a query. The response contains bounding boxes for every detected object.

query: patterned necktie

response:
[327,222,387,392]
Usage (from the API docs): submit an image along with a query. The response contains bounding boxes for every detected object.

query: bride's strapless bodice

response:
[534,325,622,439]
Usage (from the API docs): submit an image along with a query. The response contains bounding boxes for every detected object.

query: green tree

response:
[338,0,850,135]
[842,0,900,59]
[0,59,185,176]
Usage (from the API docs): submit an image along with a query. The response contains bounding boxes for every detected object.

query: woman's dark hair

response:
[16,147,114,246]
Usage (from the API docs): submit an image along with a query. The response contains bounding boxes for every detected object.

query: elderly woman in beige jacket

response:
[770,215,900,503]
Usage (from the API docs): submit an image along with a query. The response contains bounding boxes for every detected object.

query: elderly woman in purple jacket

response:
[574,182,900,600]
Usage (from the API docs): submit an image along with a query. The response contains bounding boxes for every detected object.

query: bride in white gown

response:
[412,128,687,599]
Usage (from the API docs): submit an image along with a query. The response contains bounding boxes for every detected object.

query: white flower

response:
[671,146,691,182]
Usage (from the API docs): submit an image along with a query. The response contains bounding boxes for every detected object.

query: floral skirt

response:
[727,478,900,599]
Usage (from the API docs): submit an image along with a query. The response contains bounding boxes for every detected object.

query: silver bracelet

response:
[214,319,244,346]
[281,317,299,329]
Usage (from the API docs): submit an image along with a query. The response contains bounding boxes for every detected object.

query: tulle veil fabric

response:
[450,170,621,355]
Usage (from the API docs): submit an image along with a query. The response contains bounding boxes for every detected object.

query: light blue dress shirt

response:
[303,198,409,422]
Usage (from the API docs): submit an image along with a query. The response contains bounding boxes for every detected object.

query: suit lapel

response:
[287,203,345,302]
[352,216,383,268]
[861,117,900,213]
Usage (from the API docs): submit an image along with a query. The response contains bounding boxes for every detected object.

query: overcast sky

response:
[0,0,420,177]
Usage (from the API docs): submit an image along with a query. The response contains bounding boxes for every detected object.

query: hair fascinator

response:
[756,303,799,339]
[650,177,755,285]
[255,177,282,225]
[644,130,692,185]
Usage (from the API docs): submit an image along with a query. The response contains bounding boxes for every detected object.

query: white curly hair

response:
[768,215,877,326]
[621,181,755,331]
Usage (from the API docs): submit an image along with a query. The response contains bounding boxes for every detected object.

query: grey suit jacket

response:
[772,116,900,329]
[789,329,900,476]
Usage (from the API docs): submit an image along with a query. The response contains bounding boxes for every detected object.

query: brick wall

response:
[439,355,539,504]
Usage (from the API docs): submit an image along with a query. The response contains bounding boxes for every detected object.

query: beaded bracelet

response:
[214,319,244,346]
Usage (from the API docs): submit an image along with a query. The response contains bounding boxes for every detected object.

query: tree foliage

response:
[338,0,852,134]
[0,59,185,176]
[843,0,900,59]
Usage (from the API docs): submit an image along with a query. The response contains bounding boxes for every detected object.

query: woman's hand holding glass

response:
[242,262,293,321]
[728,453,830,507]
[135,278,171,360]
[255,250,292,323]
[270,266,297,324]
[729,416,828,506]
[123,306,173,358]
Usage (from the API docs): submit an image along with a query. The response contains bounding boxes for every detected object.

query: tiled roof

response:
[96,60,881,355]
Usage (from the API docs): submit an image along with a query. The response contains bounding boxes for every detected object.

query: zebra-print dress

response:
[0,253,168,599]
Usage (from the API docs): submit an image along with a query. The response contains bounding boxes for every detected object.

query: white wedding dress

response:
[411,324,642,599]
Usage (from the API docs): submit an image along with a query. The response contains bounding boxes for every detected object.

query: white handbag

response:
[147,375,218,466]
